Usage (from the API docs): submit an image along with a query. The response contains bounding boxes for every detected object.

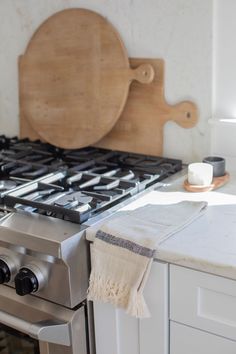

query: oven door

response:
[0,285,88,354]
[0,323,40,353]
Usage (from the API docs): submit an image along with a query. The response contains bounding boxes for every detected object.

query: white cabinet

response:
[93,262,236,354]
[170,322,236,354]
[93,260,168,354]
[170,265,236,341]
[170,265,236,354]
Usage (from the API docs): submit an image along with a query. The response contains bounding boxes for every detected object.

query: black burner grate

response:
[0,136,182,223]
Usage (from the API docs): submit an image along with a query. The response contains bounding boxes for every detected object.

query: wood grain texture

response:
[20,58,198,156]
[19,56,40,141]
[19,9,154,149]
[96,58,198,156]
[183,172,230,192]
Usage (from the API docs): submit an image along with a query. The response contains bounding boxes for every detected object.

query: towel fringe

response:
[126,289,150,318]
[88,272,150,318]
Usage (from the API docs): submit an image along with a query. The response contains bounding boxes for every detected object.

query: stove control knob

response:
[0,255,18,284]
[14,264,46,296]
[0,259,10,284]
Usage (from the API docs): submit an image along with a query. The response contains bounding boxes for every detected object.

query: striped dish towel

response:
[87,201,207,318]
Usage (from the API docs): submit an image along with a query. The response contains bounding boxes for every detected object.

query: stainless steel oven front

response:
[0,285,88,354]
[0,211,93,354]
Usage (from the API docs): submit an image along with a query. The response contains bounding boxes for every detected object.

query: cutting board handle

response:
[169,101,198,128]
[129,64,155,84]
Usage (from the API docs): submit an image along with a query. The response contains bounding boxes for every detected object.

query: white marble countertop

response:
[86,171,236,280]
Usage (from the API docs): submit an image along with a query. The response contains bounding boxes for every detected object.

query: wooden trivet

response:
[183,172,230,192]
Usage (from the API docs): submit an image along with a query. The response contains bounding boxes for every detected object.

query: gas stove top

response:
[0,136,182,224]
[0,134,183,348]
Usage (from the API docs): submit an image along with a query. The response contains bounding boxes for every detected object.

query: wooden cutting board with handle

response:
[20,58,198,155]
[96,58,198,156]
[19,8,154,149]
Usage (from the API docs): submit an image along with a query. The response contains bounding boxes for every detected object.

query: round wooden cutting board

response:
[20,9,154,149]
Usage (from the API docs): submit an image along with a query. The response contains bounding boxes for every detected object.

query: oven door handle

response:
[0,310,71,346]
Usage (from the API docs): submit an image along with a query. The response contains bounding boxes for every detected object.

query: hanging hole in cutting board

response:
[186,112,191,119]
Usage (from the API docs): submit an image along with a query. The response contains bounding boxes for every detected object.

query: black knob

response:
[0,259,11,284]
[14,268,38,296]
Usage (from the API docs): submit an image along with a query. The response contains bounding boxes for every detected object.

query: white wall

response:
[0,0,213,163]
[213,0,236,118]
[210,0,236,170]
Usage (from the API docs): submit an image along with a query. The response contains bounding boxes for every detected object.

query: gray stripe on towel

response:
[96,230,154,258]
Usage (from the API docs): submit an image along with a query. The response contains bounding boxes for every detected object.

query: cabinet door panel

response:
[93,261,168,354]
[170,322,236,354]
[170,265,236,340]
[93,303,139,354]
[139,261,168,354]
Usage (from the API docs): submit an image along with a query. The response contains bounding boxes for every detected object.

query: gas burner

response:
[111,153,159,166]
[117,155,144,166]
[0,176,29,203]
[54,191,93,209]
[0,135,19,150]
[0,180,17,191]
[0,206,11,220]
[63,147,111,164]
[105,152,182,174]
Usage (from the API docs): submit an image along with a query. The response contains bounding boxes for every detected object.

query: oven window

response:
[0,324,39,354]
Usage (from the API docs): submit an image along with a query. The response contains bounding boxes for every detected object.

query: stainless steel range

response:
[0,136,182,354]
